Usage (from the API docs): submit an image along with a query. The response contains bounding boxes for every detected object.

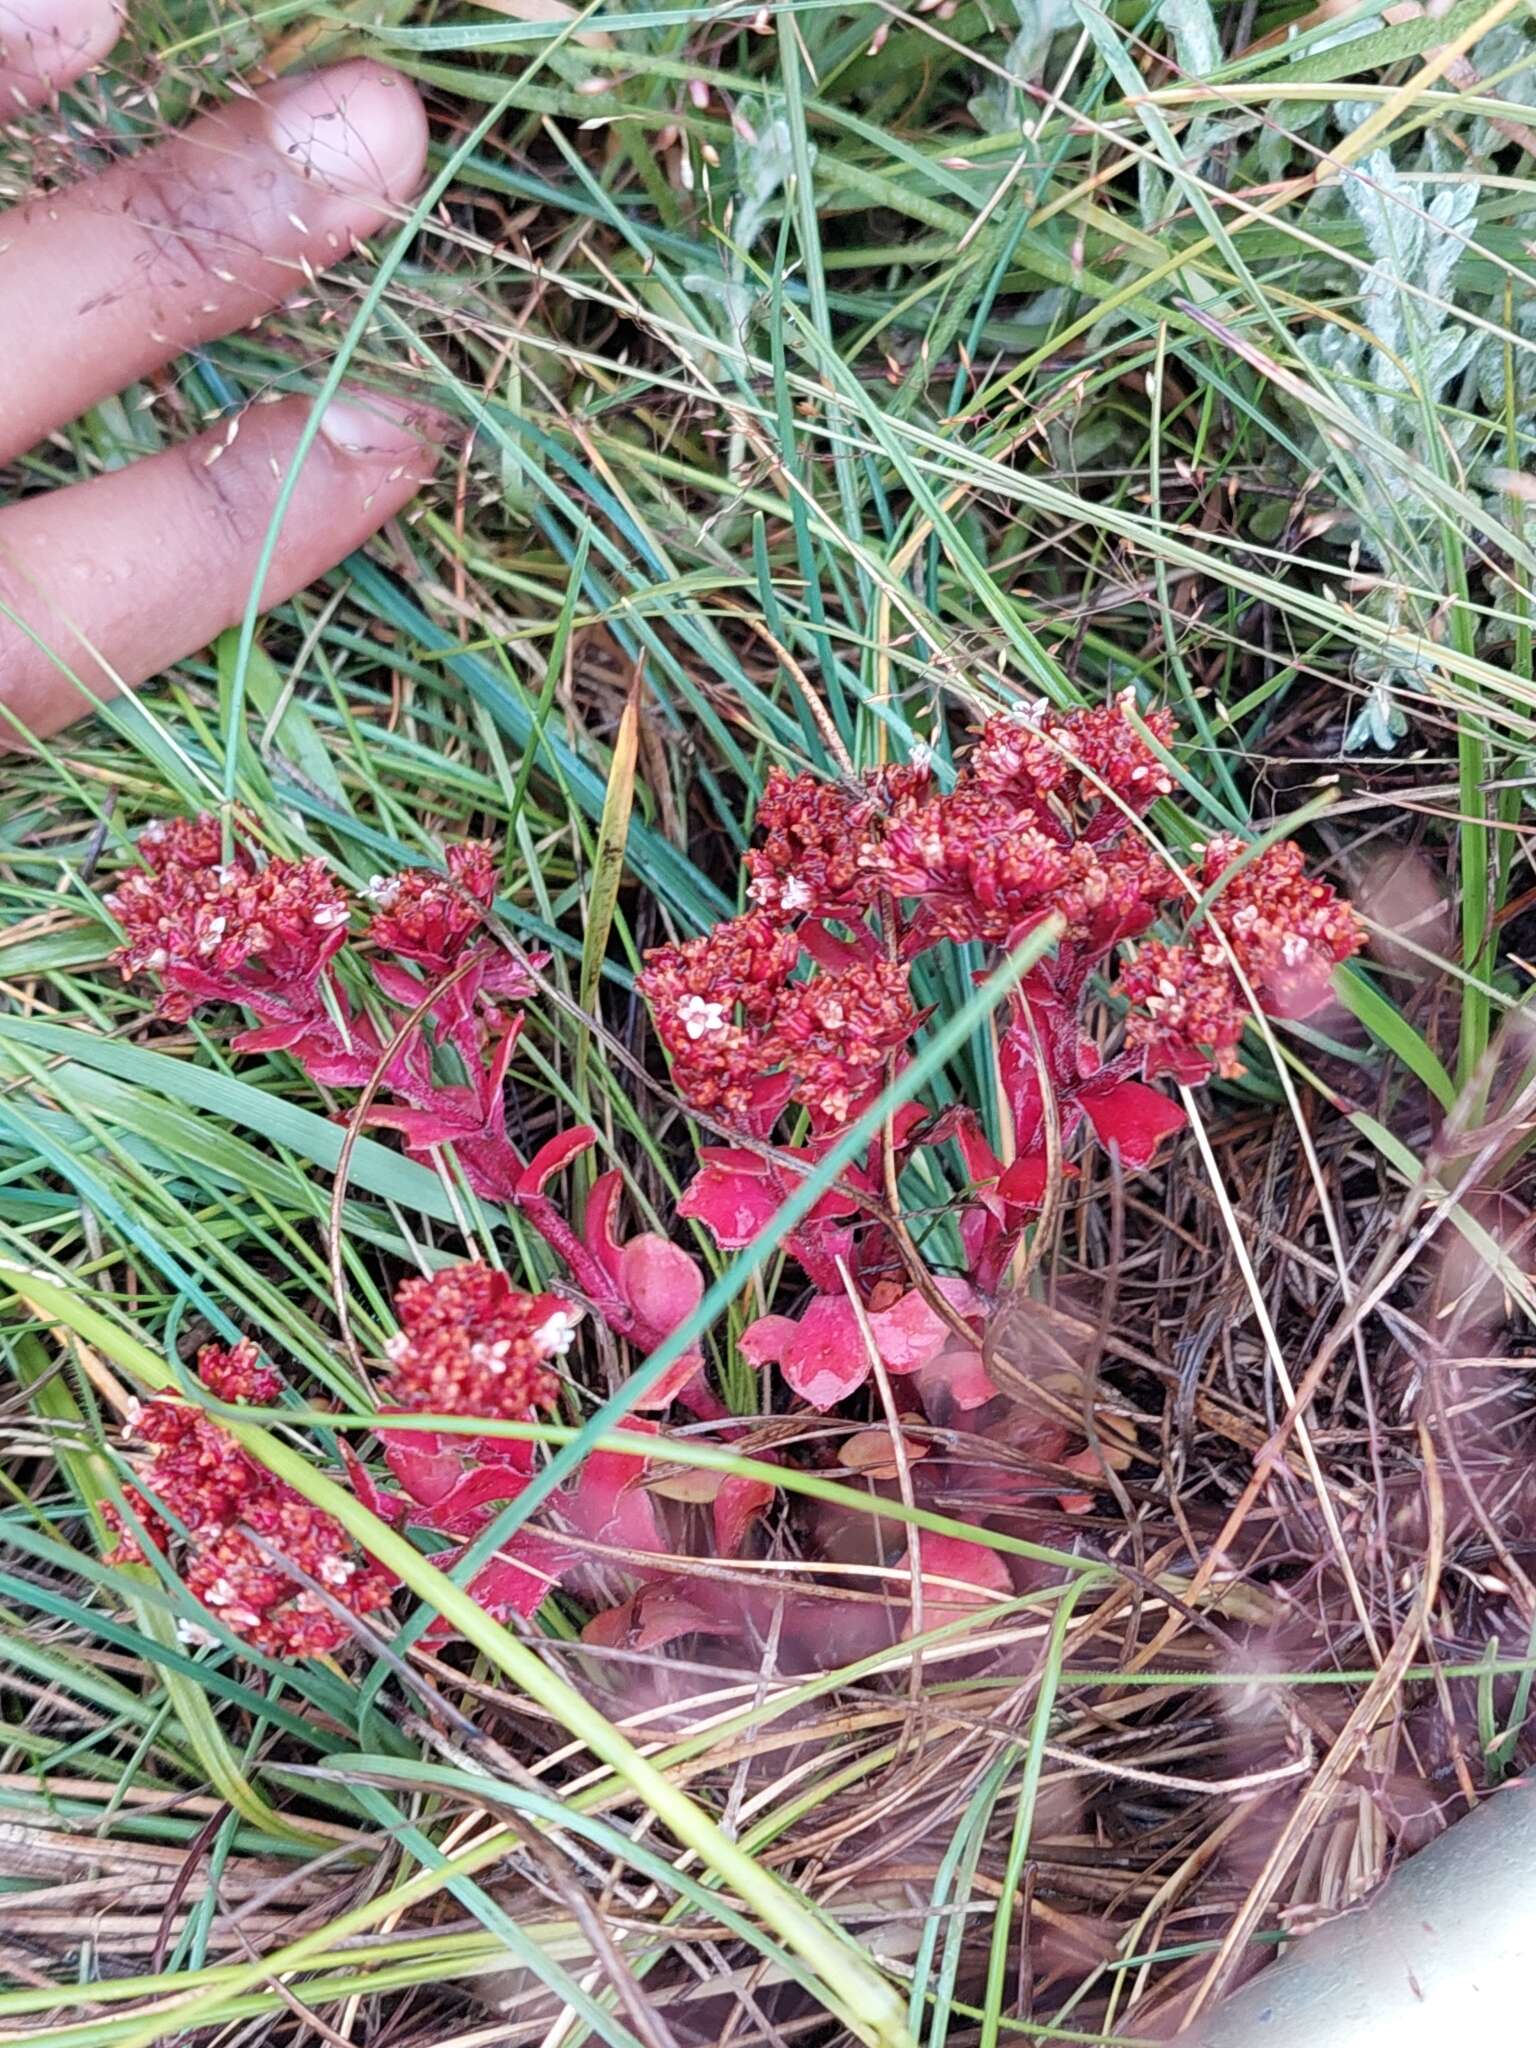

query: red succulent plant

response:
[106,1342,393,1658]
[101,703,1365,1664]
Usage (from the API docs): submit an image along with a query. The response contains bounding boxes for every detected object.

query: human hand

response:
[0,2,435,742]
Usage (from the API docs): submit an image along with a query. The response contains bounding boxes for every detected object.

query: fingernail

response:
[1,0,120,96]
[262,59,428,217]
[316,391,440,463]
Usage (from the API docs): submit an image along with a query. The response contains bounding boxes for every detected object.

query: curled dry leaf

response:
[839,1427,932,1480]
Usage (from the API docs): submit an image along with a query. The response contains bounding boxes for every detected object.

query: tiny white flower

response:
[364,874,401,908]
[534,1310,578,1358]
[312,902,349,929]
[1281,935,1310,967]
[677,993,728,1040]
[176,1616,218,1648]
[319,1555,356,1586]
[779,876,813,914]
[197,914,228,956]
[203,1577,237,1609]
[1230,905,1259,935]
[910,740,934,771]
[384,1332,410,1363]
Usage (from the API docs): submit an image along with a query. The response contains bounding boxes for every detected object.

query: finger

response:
[0,0,120,116]
[0,391,439,741]
[0,59,427,462]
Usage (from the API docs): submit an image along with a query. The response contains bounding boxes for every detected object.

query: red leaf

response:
[366,1094,483,1149]
[516,1125,597,1200]
[679,1152,783,1249]
[583,1579,740,1650]
[418,1528,572,1639]
[799,920,879,970]
[341,1445,406,1527]
[775,1296,869,1409]
[996,1154,1050,1211]
[869,1277,981,1374]
[557,1435,666,1556]
[915,1346,996,1414]
[618,1234,703,1347]
[714,1470,775,1555]
[633,1583,737,1648]
[582,1171,627,1287]
[897,1531,1012,1634]
[382,1435,467,1510]
[631,1349,709,1413]
[422,1461,539,1536]
[465,1547,563,1620]
[1078,1077,1185,1169]
[737,1313,799,1368]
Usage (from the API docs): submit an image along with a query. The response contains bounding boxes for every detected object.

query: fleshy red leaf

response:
[869,1277,981,1374]
[516,1124,597,1200]
[341,1445,407,1527]
[777,1296,869,1409]
[897,1531,1013,1634]
[583,1580,739,1650]
[737,1314,799,1368]
[630,1349,708,1413]
[679,1153,783,1249]
[915,1346,996,1414]
[714,1470,775,1556]
[371,959,430,1009]
[366,1094,483,1148]
[558,1435,666,1556]
[1078,1077,1185,1169]
[619,1234,703,1347]
[466,1547,563,1619]
[799,920,879,971]
[382,1436,466,1510]
[997,1154,1050,1211]
[582,1171,627,1287]
[420,1461,539,1536]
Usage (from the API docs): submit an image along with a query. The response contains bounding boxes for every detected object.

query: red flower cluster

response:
[867,694,1177,952]
[1120,836,1365,1083]
[879,785,1071,943]
[105,823,721,1437]
[108,819,553,1197]
[364,840,499,972]
[972,692,1175,818]
[746,761,931,921]
[105,1345,392,1658]
[640,695,1188,1146]
[342,1260,726,1635]
[638,910,917,1130]
[656,695,1365,1315]
[108,824,349,1025]
[383,1261,573,1421]
[195,1338,283,1407]
[769,957,918,1125]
